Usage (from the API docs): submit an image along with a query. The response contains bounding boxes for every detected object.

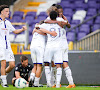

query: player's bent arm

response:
[13,26,27,34]
[44,20,67,28]
[33,29,47,35]
[39,28,57,36]
[62,15,71,28]
[15,71,22,79]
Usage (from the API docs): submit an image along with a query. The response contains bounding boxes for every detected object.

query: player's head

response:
[56,5,63,17]
[50,11,58,20]
[0,5,9,18]
[52,4,63,17]
[20,55,28,67]
[46,6,58,16]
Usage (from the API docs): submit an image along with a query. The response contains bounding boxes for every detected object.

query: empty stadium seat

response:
[77,32,87,41]
[66,32,76,41]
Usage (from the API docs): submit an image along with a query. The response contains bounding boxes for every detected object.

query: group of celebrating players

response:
[0,4,75,88]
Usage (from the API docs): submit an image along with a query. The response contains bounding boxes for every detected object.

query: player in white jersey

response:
[0,5,27,87]
[38,11,64,88]
[45,4,75,88]
[29,21,57,87]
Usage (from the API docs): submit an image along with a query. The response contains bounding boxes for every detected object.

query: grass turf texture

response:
[0,85,100,90]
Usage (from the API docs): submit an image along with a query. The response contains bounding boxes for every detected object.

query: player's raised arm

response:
[13,26,27,34]
[44,20,68,28]
[62,15,71,28]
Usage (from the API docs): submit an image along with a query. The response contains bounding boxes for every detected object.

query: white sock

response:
[51,67,56,86]
[64,66,74,85]
[45,66,51,84]
[56,68,62,86]
[1,75,7,85]
[34,77,40,86]
[30,73,35,81]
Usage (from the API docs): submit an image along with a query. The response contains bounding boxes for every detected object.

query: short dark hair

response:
[20,55,28,62]
[0,5,9,14]
[56,5,62,9]
[52,4,57,7]
[52,4,62,9]
[50,11,58,20]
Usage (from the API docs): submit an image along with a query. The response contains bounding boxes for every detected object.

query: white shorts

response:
[44,47,63,64]
[63,48,69,62]
[0,48,15,62]
[31,47,44,64]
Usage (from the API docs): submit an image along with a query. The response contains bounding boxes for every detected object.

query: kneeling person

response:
[12,55,33,86]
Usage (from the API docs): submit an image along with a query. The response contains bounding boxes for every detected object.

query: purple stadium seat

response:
[88,1,97,4]
[64,8,73,12]
[13,11,24,18]
[60,0,70,3]
[66,32,76,41]
[12,16,22,22]
[75,8,84,11]
[92,24,100,32]
[85,16,94,25]
[26,12,36,16]
[67,24,79,33]
[29,27,33,35]
[32,19,40,24]
[71,20,80,24]
[32,24,35,29]
[87,8,97,16]
[29,35,33,43]
[38,16,47,20]
[75,3,84,9]
[60,1,70,7]
[63,11,73,17]
[80,25,90,34]
[95,16,100,24]
[62,3,75,9]
[77,32,87,41]
[64,16,71,22]
[25,16,35,23]
[38,12,47,17]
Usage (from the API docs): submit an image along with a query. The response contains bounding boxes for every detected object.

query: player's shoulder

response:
[15,62,22,67]
[57,17,64,21]
[28,63,33,68]
[39,23,48,28]
[5,19,11,24]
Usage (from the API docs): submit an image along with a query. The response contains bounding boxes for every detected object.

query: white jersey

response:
[30,24,46,49]
[40,23,64,48]
[46,17,68,49]
[0,18,15,49]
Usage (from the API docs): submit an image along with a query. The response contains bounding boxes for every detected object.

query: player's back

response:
[30,31,46,49]
[45,23,64,48]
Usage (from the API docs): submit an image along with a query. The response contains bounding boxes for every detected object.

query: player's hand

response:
[22,26,27,31]
[32,28,36,34]
[51,31,57,36]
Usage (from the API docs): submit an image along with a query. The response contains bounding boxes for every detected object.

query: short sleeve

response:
[39,23,47,29]
[15,64,20,72]
[57,17,67,22]
[28,64,33,71]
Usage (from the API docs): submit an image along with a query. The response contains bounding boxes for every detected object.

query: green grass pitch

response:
[0,85,100,90]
